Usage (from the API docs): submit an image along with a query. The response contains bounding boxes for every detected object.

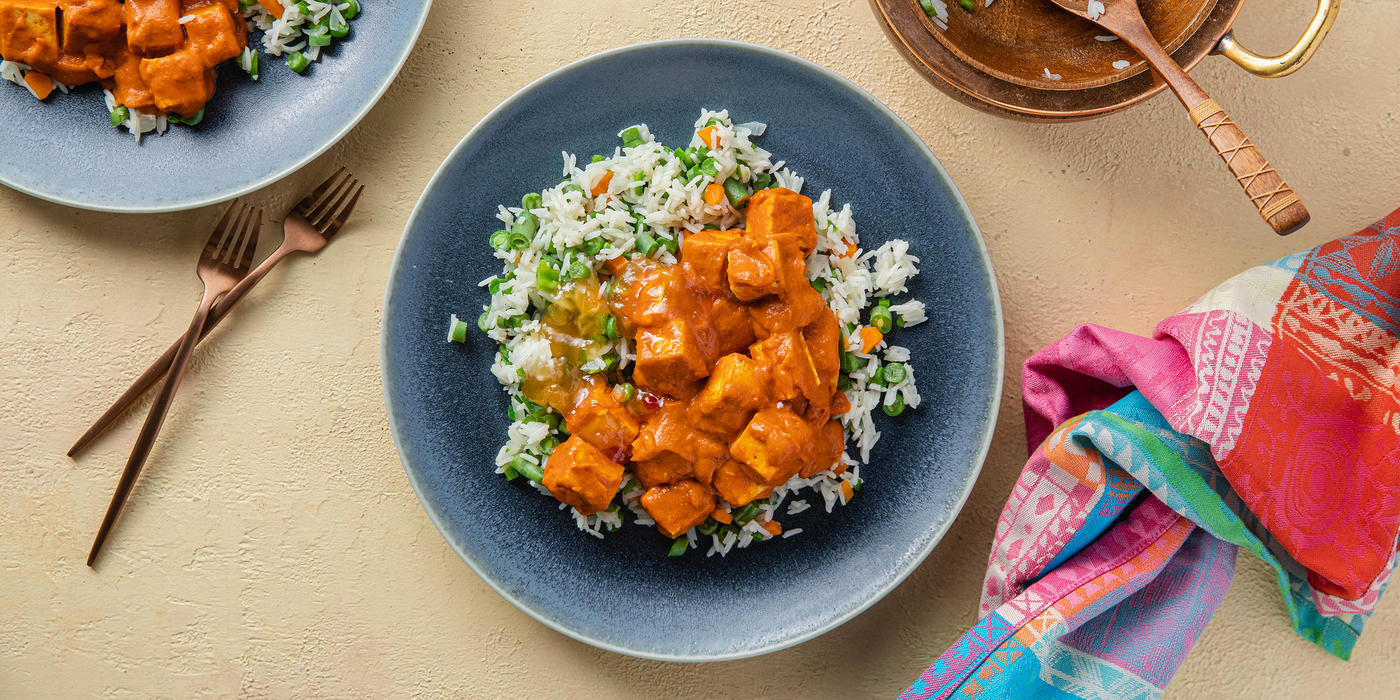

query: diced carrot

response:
[703,183,725,205]
[837,240,858,258]
[23,71,53,100]
[711,509,732,524]
[833,463,847,477]
[590,171,614,197]
[761,520,782,537]
[257,0,284,18]
[697,125,718,149]
[840,481,854,503]
[859,326,883,354]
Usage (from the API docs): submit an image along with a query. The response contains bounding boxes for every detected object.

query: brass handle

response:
[1213,0,1340,78]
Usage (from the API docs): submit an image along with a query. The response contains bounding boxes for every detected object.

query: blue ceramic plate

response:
[0,0,431,213]
[382,39,1003,661]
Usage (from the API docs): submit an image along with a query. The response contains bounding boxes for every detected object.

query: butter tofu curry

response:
[0,0,246,116]
[530,188,851,541]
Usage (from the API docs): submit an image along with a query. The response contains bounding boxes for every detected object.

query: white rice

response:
[1043,68,1063,81]
[1087,0,1105,19]
[460,109,925,554]
[1113,60,1131,70]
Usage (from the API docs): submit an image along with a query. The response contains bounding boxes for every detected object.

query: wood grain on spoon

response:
[1047,0,1309,235]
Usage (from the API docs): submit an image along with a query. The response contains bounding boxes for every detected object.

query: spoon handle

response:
[1109,9,1309,235]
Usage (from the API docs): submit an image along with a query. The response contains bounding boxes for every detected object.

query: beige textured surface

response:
[3,0,1398,697]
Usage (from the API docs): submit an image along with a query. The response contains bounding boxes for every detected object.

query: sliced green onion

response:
[631,171,646,193]
[308,33,332,46]
[960,0,974,11]
[699,157,719,177]
[537,263,560,293]
[733,503,760,526]
[698,518,719,536]
[286,51,309,73]
[511,455,544,483]
[668,537,689,556]
[685,166,701,183]
[810,277,827,292]
[561,183,584,196]
[722,177,750,207]
[635,230,658,257]
[489,230,510,250]
[883,362,907,384]
[580,237,605,255]
[882,394,906,417]
[615,382,636,403]
[837,374,851,392]
[506,231,530,251]
[752,532,764,542]
[341,0,360,19]
[896,315,907,328]
[476,312,490,333]
[521,192,543,211]
[502,464,519,481]
[539,436,560,455]
[918,0,935,15]
[329,22,349,38]
[182,109,204,126]
[248,49,258,79]
[567,260,590,280]
[674,147,694,168]
[704,116,723,127]
[754,172,772,188]
[109,105,128,127]
[657,235,678,255]
[870,304,894,334]
[591,154,604,163]
[620,127,644,148]
[582,354,618,374]
[604,315,619,339]
[852,479,863,492]
[840,351,867,373]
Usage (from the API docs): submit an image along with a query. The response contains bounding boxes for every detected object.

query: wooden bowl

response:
[871,0,1338,121]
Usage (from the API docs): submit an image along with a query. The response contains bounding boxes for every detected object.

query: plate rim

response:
[379,37,1005,662]
[0,0,434,214]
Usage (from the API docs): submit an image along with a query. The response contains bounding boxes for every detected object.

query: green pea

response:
[699,158,719,177]
[539,436,560,454]
[604,315,619,339]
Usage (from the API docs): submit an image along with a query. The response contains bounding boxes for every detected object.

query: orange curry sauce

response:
[540,187,850,539]
[0,0,247,117]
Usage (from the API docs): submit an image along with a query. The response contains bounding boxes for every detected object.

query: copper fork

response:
[68,169,364,457]
[88,203,261,566]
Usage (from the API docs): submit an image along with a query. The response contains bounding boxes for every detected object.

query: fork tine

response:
[238,211,262,271]
[321,185,364,240]
[296,167,350,217]
[219,205,252,262]
[305,173,357,226]
[311,176,360,230]
[224,206,257,266]
[206,200,243,258]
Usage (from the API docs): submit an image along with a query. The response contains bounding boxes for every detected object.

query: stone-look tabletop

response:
[3,1,1398,697]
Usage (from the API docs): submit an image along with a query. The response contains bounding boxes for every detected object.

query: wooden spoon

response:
[1047,0,1309,235]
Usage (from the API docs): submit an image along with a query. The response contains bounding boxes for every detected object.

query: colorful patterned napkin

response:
[901,208,1400,699]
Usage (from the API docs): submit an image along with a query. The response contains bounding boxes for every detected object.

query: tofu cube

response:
[633,317,710,399]
[746,187,818,255]
[641,480,716,539]
[711,459,772,508]
[726,238,778,302]
[749,331,822,405]
[630,402,727,487]
[124,0,184,57]
[0,0,59,66]
[749,280,827,337]
[542,436,625,516]
[565,375,640,459]
[61,0,125,55]
[181,3,243,68]
[802,309,842,396]
[689,353,769,436]
[138,51,212,116]
[711,295,757,357]
[681,229,742,292]
[730,407,816,487]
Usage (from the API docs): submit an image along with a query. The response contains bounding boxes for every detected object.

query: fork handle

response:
[88,290,217,566]
[67,244,296,458]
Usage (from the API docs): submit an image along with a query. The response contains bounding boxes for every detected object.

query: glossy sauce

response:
[0,0,246,117]
[541,188,850,539]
